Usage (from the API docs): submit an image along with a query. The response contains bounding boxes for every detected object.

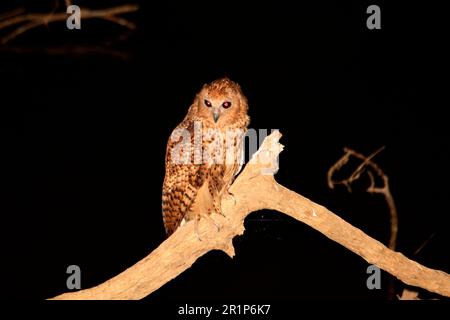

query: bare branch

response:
[328,146,399,299]
[327,151,350,189]
[0,21,43,45]
[328,147,397,250]
[101,16,136,29]
[0,7,26,21]
[49,132,449,300]
[0,4,139,44]
[414,233,436,256]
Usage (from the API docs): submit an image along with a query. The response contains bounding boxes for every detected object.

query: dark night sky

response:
[1,0,448,305]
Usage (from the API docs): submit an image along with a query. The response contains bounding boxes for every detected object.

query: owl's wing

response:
[162,124,208,235]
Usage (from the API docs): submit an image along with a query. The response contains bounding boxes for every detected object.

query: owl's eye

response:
[204,99,212,107]
[222,101,232,109]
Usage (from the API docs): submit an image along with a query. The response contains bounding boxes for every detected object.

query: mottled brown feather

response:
[162,78,249,236]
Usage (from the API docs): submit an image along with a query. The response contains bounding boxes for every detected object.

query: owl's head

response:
[192,77,248,126]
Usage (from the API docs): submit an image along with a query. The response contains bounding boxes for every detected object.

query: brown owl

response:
[162,78,250,236]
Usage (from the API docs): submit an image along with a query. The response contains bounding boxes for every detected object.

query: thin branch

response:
[0,7,26,21]
[328,146,399,300]
[0,4,139,44]
[101,16,136,29]
[347,146,386,182]
[49,131,449,300]
[413,233,436,256]
[327,151,350,189]
[328,147,397,250]
[0,21,43,45]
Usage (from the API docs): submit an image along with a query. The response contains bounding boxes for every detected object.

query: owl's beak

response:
[213,110,220,123]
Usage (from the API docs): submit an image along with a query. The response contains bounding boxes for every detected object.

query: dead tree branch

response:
[328,147,398,251]
[328,147,399,299]
[0,4,139,44]
[49,131,449,300]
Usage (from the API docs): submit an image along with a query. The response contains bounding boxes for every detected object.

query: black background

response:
[2,0,448,305]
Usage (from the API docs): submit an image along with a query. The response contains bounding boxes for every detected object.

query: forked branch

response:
[328,147,398,250]
[0,4,139,44]
[50,132,449,300]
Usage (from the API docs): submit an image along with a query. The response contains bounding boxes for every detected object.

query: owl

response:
[162,78,250,236]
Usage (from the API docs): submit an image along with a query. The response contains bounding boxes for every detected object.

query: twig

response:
[0,4,139,45]
[49,132,450,300]
[0,7,26,21]
[1,21,44,45]
[328,147,399,299]
[414,233,436,256]
[101,16,136,29]
[328,147,397,250]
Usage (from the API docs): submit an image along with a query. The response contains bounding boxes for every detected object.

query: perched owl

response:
[162,78,250,236]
